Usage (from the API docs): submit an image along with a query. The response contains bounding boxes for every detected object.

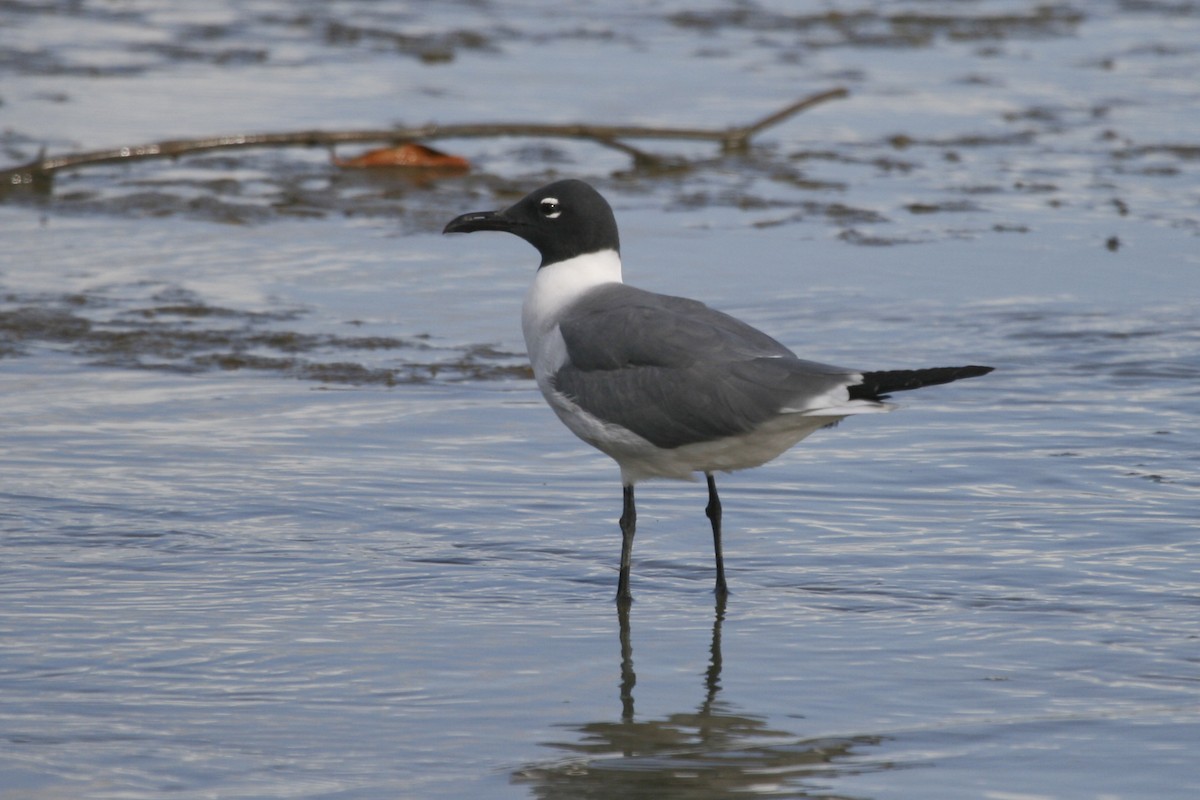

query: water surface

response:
[3,2,1199,798]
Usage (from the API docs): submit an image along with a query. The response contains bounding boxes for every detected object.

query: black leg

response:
[705,472,728,597]
[617,600,635,721]
[617,484,636,604]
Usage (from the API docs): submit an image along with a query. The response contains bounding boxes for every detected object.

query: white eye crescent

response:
[539,197,562,219]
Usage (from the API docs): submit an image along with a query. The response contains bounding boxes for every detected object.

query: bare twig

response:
[1,88,847,186]
[725,88,849,150]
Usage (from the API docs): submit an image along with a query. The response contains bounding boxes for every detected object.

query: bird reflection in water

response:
[513,600,889,798]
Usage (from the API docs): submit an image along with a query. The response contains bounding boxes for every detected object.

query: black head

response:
[443,179,620,267]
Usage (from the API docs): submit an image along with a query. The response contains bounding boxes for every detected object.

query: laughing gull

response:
[444,179,992,602]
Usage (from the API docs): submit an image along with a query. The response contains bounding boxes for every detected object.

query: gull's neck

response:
[522,248,623,337]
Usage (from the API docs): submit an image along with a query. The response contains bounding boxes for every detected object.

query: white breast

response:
[520,248,623,391]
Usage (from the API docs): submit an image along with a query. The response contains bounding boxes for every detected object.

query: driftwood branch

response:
[1,88,847,187]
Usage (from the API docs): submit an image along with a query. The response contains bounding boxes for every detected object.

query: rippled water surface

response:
[3,2,1199,799]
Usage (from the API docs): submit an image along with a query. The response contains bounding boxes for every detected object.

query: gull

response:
[444,179,991,602]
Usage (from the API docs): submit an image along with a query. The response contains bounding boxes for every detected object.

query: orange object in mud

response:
[333,142,469,170]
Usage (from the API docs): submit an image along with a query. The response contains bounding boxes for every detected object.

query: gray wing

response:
[553,284,858,449]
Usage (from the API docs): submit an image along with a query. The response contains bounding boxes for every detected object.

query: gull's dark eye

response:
[539,197,562,219]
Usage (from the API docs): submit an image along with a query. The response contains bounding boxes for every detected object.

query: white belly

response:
[540,384,842,484]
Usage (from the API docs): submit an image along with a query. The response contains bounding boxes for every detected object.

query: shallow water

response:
[3,2,1200,799]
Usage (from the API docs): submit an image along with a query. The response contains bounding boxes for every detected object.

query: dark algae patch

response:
[0,289,528,385]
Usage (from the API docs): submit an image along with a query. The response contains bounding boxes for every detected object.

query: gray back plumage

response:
[552,284,857,449]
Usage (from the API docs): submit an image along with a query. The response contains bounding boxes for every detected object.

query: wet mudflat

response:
[3,2,1199,799]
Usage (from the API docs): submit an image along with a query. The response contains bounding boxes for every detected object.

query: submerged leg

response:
[617,484,636,604]
[705,472,728,597]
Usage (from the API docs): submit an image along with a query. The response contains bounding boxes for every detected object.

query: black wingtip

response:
[949,365,994,381]
[848,365,994,401]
